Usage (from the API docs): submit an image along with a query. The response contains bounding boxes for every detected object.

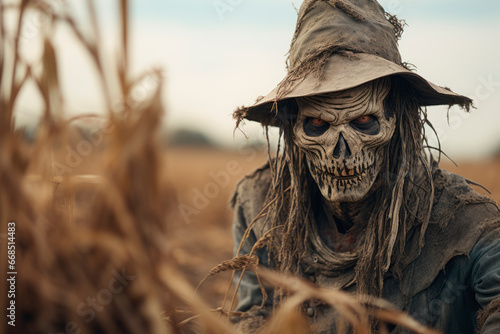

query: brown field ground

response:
[163,147,268,307]
[164,147,500,307]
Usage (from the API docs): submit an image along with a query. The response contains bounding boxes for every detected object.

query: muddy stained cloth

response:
[231,165,500,333]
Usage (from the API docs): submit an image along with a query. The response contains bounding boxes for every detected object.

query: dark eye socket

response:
[311,118,327,126]
[304,117,330,137]
[349,115,380,135]
[354,115,372,124]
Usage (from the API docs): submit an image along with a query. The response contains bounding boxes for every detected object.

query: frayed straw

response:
[0,1,230,333]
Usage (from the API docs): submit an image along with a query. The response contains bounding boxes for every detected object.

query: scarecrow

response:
[231,0,500,333]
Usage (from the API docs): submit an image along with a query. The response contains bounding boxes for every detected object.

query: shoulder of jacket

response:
[400,169,499,298]
[432,168,498,226]
[230,162,272,209]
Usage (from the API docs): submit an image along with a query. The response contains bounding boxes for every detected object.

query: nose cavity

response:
[333,133,351,159]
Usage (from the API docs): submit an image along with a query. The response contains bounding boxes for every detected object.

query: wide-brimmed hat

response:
[234,0,472,126]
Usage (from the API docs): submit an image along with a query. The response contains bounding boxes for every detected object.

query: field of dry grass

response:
[163,147,268,306]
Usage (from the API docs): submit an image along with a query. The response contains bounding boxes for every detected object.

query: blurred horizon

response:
[9,0,500,161]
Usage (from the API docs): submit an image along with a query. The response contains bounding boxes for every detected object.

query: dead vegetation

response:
[0,1,221,333]
[2,0,495,333]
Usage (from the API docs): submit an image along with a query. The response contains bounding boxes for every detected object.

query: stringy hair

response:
[261,76,435,297]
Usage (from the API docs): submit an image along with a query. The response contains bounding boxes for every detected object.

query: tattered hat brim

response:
[237,53,472,126]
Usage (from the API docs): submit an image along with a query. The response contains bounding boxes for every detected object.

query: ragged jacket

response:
[231,164,500,333]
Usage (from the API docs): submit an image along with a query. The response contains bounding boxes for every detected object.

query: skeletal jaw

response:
[307,150,381,202]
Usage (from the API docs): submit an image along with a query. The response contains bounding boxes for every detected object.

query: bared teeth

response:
[341,169,348,177]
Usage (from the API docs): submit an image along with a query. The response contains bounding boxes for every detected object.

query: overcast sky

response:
[12,0,500,160]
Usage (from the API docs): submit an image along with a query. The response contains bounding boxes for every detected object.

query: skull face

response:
[293,79,396,202]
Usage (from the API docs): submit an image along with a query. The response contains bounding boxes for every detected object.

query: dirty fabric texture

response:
[288,0,402,69]
[478,297,500,332]
[231,165,500,333]
[279,0,403,100]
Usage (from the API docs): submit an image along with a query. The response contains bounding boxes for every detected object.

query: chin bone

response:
[309,160,376,197]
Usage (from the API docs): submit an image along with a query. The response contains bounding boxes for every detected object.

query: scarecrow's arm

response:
[229,164,273,314]
[231,203,270,312]
[470,226,500,333]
